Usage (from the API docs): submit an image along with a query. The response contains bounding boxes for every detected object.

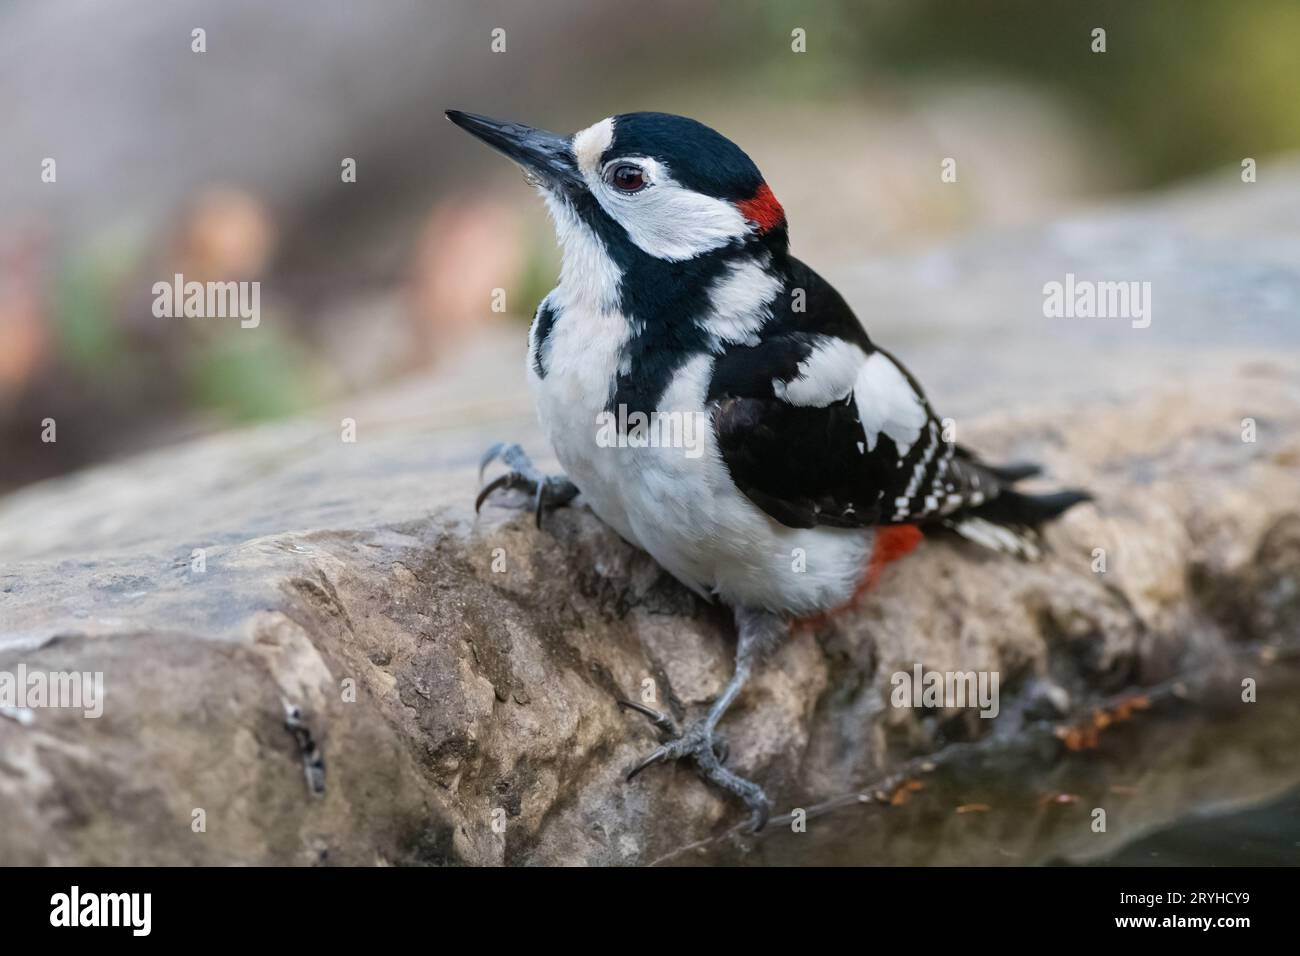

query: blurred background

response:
[2,0,1299,492]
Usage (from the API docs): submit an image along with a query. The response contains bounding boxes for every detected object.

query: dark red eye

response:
[609,164,646,192]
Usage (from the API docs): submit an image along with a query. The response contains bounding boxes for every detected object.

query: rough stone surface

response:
[2,178,1299,865]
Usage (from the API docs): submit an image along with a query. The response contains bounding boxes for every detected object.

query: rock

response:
[3,178,1300,865]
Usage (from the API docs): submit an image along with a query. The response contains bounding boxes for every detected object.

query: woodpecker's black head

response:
[447,110,787,264]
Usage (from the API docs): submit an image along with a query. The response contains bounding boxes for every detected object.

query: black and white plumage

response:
[449,109,1089,828]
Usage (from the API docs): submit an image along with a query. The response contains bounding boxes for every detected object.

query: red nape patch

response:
[737,182,785,234]
[793,525,924,633]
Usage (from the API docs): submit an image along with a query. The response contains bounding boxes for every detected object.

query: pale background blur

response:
[3,0,1299,491]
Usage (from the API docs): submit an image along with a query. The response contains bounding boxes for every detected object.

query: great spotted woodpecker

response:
[449,109,1089,830]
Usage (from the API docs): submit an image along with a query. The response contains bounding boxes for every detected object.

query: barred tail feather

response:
[945,487,1091,560]
[948,515,1041,559]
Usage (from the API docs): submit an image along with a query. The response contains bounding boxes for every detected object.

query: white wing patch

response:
[853,352,928,456]
[772,338,865,407]
[701,255,782,348]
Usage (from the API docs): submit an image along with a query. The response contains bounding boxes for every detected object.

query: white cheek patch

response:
[772,337,866,407]
[598,171,750,261]
[853,351,928,456]
[573,115,751,260]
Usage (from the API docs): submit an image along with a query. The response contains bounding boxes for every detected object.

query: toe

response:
[627,744,672,781]
[478,442,510,482]
[616,699,678,736]
[533,481,546,528]
[501,442,533,474]
[474,473,511,513]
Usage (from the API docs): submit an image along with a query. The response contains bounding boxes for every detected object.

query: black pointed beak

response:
[446,110,582,192]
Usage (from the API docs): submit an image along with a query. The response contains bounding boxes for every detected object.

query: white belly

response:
[530,307,872,616]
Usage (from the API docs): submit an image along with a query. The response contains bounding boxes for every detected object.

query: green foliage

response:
[50,237,135,376]
[513,225,562,321]
[882,0,1298,185]
[185,323,322,423]
[748,0,1300,187]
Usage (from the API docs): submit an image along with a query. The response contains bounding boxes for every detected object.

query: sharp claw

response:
[617,699,677,735]
[616,699,660,719]
[474,442,578,527]
[478,441,508,484]
[627,746,670,781]
[623,713,771,831]
[475,473,511,513]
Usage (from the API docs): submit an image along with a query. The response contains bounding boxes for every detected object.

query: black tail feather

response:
[981,461,1043,483]
[971,488,1092,527]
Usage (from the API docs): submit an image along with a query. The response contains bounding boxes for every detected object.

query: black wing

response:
[709,258,1012,531]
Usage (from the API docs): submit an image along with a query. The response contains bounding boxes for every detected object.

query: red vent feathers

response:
[737,182,785,234]
[792,524,924,632]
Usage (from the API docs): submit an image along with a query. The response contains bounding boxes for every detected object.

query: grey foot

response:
[617,700,729,762]
[475,442,578,528]
[618,699,769,833]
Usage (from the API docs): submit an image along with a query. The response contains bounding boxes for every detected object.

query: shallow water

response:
[680,653,1300,866]
[1085,785,1300,866]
